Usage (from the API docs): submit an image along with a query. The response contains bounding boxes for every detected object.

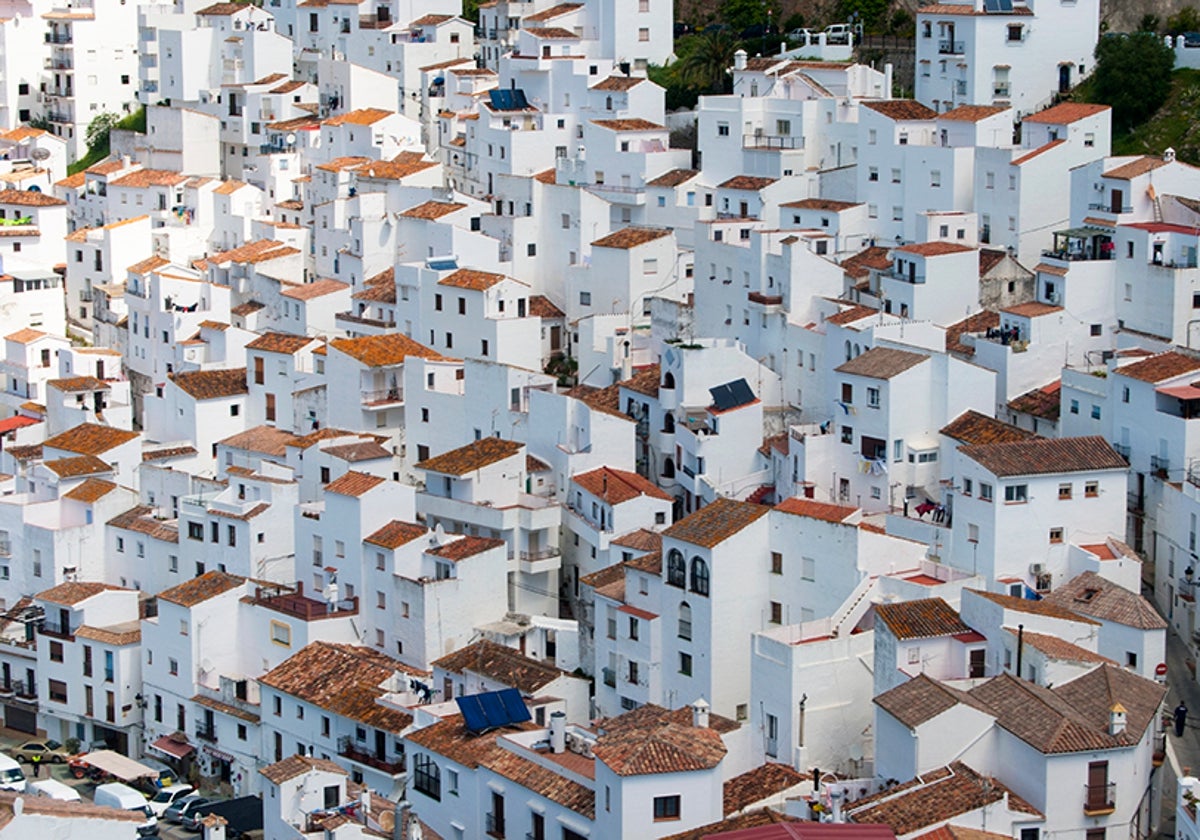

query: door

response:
[1110,188,1124,214]
[374,729,386,760]
[969,648,986,678]
[550,326,561,352]
[1059,64,1071,92]
[490,791,505,836]
[1086,761,1109,809]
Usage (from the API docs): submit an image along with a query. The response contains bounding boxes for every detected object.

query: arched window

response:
[662,371,676,389]
[854,343,861,357]
[662,413,675,433]
[662,458,676,479]
[413,753,441,801]
[844,340,852,361]
[690,556,710,596]
[678,602,692,640]
[667,549,686,587]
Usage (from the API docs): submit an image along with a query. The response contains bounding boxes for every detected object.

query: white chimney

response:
[325,581,339,612]
[360,789,371,824]
[1165,148,1177,163]
[549,711,566,754]
[733,49,747,71]
[692,697,710,729]
[1109,703,1127,735]
[829,788,845,823]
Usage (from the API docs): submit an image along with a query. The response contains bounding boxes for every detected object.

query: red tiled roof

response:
[959,436,1127,477]
[324,471,385,497]
[664,497,768,549]
[416,437,523,476]
[1115,351,1200,383]
[774,497,858,523]
[875,598,971,640]
[572,466,671,503]
[1023,102,1109,124]
[940,410,1034,445]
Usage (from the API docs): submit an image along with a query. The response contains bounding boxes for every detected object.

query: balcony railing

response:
[993,84,1010,98]
[45,33,73,44]
[742,133,803,150]
[195,722,217,743]
[1151,454,1170,476]
[45,112,72,124]
[519,547,561,561]
[602,667,615,688]
[486,813,505,838]
[1113,442,1131,461]
[362,388,402,406]
[39,619,72,639]
[1088,202,1133,213]
[1083,781,1116,815]
[44,57,73,70]
[938,39,964,53]
[337,736,404,774]
[10,680,35,701]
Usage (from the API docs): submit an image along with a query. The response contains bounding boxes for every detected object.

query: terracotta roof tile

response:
[646,169,700,188]
[323,108,393,126]
[196,2,251,14]
[0,189,65,207]
[75,620,141,646]
[724,763,806,815]
[781,197,861,211]
[523,2,583,21]
[591,227,672,249]
[170,368,247,400]
[427,535,506,562]
[1104,156,1169,180]
[528,295,564,318]
[1005,628,1114,664]
[572,466,671,504]
[1041,571,1166,629]
[917,1,1033,12]
[158,570,246,607]
[1116,351,1200,383]
[410,12,453,24]
[591,118,664,131]
[245,332,314,354]
[433,639,568,694]
[400,200,468,220]
[774,497,858,523]
[109,169,189,188]
[280,278,349,300]
[939,104,1009,122]
[719,175,778,191]
[260,754,348,784]
[840,247,893,280]
[1008,380,1061,421]
[5,327,47,344]
[43,454,112,478]
[352,153,438,180]
[42,423,138,456]
[142,445,199,462]
[219,425,303,457]
[192,693,260,723]
[406,715,532,768]
[481,751,594,818]
[876,598,971,640]
[965,589,1100,624]
[62,477,117,502]
[945,310,1000,356]
[593,717,725,776]
[37,581,124,606]
[875,673,989,728]
[960,436,1127,477]
[259,642,417,729]
[862,100,937,120]
[525,26,578,38]
[329,333,443,367]
[834,346,929,379]
[625,549,663,575]
[940,410,1034,445]
[659,810,800,840]
[364,520,427,550]
[1003,301,1061,318]
[663,497,768,549]
[47,375,108,393]
[1022,102,1109,124]
[591,75,644,91]
[437,268,507,290]
[896,241,973,257]
[204,239,298,265]
[417,437,523,476]
[620,363,660,398]
[324,470,386,498]
[323,441,391,462]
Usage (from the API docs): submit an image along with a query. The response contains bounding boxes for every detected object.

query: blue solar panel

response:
[456,695,489,733]
[427,258,458,271]
[479,691,509,728]
[498,688,532,723]
[512,89,529,110]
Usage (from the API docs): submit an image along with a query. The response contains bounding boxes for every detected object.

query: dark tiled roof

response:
[427,536,506,562]
[663,497,768,549]
[416,438,523,476]
[940,410,1034,445]
[1041,571,1167,629]
[834,346,928,380]
[724,763,806,815]
[1115,351,1200,383]
[158,571,246,607]
[945,310,1000,356]
[572,466,671,503]
[959,436,1127,477]
[875,598,971,640]
[593,719,725,776]
[861,100,937,121]
[432,639,568,694]
[170,368,248,400]
[1007,381,1061,421]
[875,673,989,729]
[966,589,1099,624]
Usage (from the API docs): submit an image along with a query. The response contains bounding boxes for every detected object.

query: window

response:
[1090,324,1102,337]
[968,523,979,543]
[628,616,639,640]
[867,387,880,408]
[169,658,179,676]
[980,483,994,502]
[1070,399,1080,414]
[270,621,291,647]
[1059,483,1073,500]
[678,602,692,639]
[1004,484,1028,503]
[1126,651,1138,668]
[717,122,730,137]
[1085,480,1100,497]
[801,557,816,581]
[653,795,681,821]
[48,679,67,703]
[413,754,440,801]
[1122,386,1130,403]
[689,557,709,596]
[770,552,782,574]
[1007,23,1022,40]
[1049,527,1064,543]
[891,168,901,184]
[116,537,124,553]
[579,291,591,306]
[679,652,692,675]
[931,170,941,188]
[667,549,686,587]
[1091,404,1101,420]
[868,167,879,182]
[49,640,63,662]
[770,601,783,624]
[638,27,649,41]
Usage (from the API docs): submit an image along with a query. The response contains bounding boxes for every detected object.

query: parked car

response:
[147,783,195,817]
[0,754,25,792]
[788,27,817,42]
[739,23,778,39]
[823,23,852,43]
[134,757,178,794]
[165,795,214,825]
[94,782,158,837]
[180,798,224,832]
[12,739,71,764]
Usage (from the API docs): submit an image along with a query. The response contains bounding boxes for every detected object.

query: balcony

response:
[1088,202,1133,213]
[1151,454,1170,478]
[44,57,73,70]
[246,582,358,621]
[993,83,1010,98]
[938,39,964,54]
[39,619,73,640]
[45,33,73,44]
[337,311,396,330]
[743,133,803,150]
[337,736,404,775]
[954,79,967,95]
[1083,781,1116,816]
[362,387,402,407]
[519,547,561,575]
[1113,442,1131,462]
[45,111,72,125]
[10,680,35,702]
[195,722,217,743]
[602,667,615,688]
[486,813,506,838]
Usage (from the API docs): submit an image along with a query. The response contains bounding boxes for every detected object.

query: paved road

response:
[1159,623,1200,839]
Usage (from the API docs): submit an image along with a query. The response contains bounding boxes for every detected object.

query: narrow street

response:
[1156,614,1200,838]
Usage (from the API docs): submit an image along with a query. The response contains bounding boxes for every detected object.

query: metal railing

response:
[993,84,1010,97]
[39,619,72,639]
[1088,202,1133,213]
[1113,442,1131,461]
[45,33,73,44]
[1151,454,1170,475]
[602,667,615,687]
[337,736,404,774]
[519,548,561,561]
[1084,781,1116,814]
[742,134,802,150]
[362,388,403,405]
[195,721,217,742]
[938,39,964,53]
[486,813,505,838]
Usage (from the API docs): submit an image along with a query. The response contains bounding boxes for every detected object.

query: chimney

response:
[829,788,845,823]
[549,711,566,753]
[360,790,371,825]
[392,800,410,840]
[1109,703,1127,735]
[1165,148,1177,163]
[326,581,339,613]
[691,697,710,729]
[602,473,607,496]
[733,49,747,71]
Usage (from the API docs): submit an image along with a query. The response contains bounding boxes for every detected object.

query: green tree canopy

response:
[1167,5,1200,35]
[675,30,739,93]
[1091,32,1175,132]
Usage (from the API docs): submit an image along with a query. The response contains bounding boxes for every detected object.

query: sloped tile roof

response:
[591,227,671,249]
[773,497,858,523]
[324,470,385,497]
[170,368,248,400]
[572,466,671,503]
[406,714,533,768]
[75,620,141,646]
[834,346,928,380]
[280,278,348,300]
[875,673,991,729]
[1007,380,1061,421]
[966,589,1099,624]
[329,333,443,367]
[875,598,971,640]
[896,241,973,257]
[620,363,660,398]
[862,100,937,120]
[664,497,768,549]
[612,528,663,554]
[1023,102,1109,124]
[158,570,246,607]
[218,426,301,457]
[43,454,112,478]
[1005,628,1114,664]
[437,268,506,290]
[940,410,1034,445]
[646,169,700,188]
[245,332,314,354]
[427,535,506,562]
[62,477,118,503]
[1041,571,1166,629]
[959,436,1127,477]
[260,754,348,784]
[481,751,594,817]
[259,642,417,729]
[593,718,726,776]
[37,581,124,605]
[945,310,1000,356]
[416,437,523,476]
[724,763,806,815]
[1103,156,1169,180]
[42,423,138,455]
[1115,351,1200,383]
[364,520,428,550]
[432,639,566,694]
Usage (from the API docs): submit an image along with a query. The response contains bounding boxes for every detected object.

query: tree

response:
[719,0,776,33]
[1091,32,1175,132]
[1167,5,1200,35]
[85,112,119,150]
[1139,13,1161,33]
[675,30,739,93]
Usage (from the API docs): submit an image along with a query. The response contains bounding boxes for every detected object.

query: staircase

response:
[745,484,774,505]
[830,575,878,637]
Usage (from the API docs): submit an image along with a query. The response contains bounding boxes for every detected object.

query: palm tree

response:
[675,31,738,94]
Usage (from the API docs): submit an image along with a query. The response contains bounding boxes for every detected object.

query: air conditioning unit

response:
[1029,562,1046,575]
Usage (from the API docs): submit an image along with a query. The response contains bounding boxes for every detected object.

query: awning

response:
[202,745,235,764]
[1055,226,1111,239]
[148,736,195,761]
[0,416,38,434]
[80,749,160,780]
[1157,384,1200,400]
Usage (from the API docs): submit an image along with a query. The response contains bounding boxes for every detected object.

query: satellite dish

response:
[286,133,296,144]
[30,148,50,161]
[379,811,395,832]
[26,185,40,193]
[199,658,214,674]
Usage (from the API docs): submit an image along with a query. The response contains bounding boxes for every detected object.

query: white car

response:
[146,783,194,817]
[789,28,817,42]
[824,23,852,43]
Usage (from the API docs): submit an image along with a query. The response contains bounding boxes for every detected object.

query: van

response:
[824,23,852,43]
[29,778,81,801]
[95,781,158,836]
[0,754,26,792]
